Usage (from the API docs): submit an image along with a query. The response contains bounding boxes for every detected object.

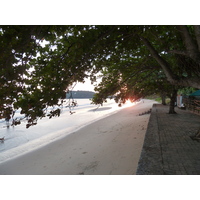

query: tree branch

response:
[167,50,187,56]
[177,25,197,52]
[176,77,200,89]
[194,25,200,51]
[141,36,200,89]
[140,36,178,84]
[177,25,200,64]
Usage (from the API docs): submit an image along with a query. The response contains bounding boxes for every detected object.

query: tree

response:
[1,25,200,129]
[140,25,200,89]
[1,25,113,127]
[92,55,181,114]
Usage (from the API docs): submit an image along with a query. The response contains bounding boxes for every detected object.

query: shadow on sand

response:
[88,107,112,112]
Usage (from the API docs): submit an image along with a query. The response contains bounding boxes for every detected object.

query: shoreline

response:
[0,100,139,164]
[0,99,137,163]
[0,99,157,175]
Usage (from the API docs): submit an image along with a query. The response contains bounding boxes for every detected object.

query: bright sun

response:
[123,99,136,108]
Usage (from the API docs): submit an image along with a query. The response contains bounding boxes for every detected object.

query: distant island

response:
[66,90,95,99]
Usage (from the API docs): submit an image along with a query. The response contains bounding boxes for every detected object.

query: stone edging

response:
[136,104,164,175]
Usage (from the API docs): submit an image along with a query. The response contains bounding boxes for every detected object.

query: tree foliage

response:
[1,25,200,127]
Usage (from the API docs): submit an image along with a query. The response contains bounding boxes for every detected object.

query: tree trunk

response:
[168,89,177,114]
[161,93,166,105]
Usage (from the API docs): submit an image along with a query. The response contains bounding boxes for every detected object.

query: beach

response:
[0,99,157,175]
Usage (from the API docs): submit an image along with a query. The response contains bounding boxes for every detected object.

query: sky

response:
[73,73,102,91]
[73,78,96,91]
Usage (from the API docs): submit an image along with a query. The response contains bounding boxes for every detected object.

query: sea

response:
[0,98,137,163]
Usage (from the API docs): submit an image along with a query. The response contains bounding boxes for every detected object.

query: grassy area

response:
[145,94,159,99]
[155,97,162,103]
[146,95,170,104]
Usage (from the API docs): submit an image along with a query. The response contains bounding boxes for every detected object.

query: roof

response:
[189,90,200,96]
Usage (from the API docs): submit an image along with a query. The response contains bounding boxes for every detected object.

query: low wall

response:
[136,104,164,175]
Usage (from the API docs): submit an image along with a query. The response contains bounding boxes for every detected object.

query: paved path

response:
[137,104,200,175]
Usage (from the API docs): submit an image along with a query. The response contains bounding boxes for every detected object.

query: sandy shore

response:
[0,99,157,175]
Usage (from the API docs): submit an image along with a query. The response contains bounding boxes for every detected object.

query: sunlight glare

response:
[123,99,136,108]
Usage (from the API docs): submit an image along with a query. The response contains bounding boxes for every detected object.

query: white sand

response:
[0,99,157,175]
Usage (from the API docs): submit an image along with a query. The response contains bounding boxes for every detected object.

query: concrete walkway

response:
[137,104,200,175]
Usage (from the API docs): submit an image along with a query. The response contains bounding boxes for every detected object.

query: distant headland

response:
[66,90,95,99]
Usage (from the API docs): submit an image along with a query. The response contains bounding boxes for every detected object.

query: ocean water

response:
[0,98,137,163]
